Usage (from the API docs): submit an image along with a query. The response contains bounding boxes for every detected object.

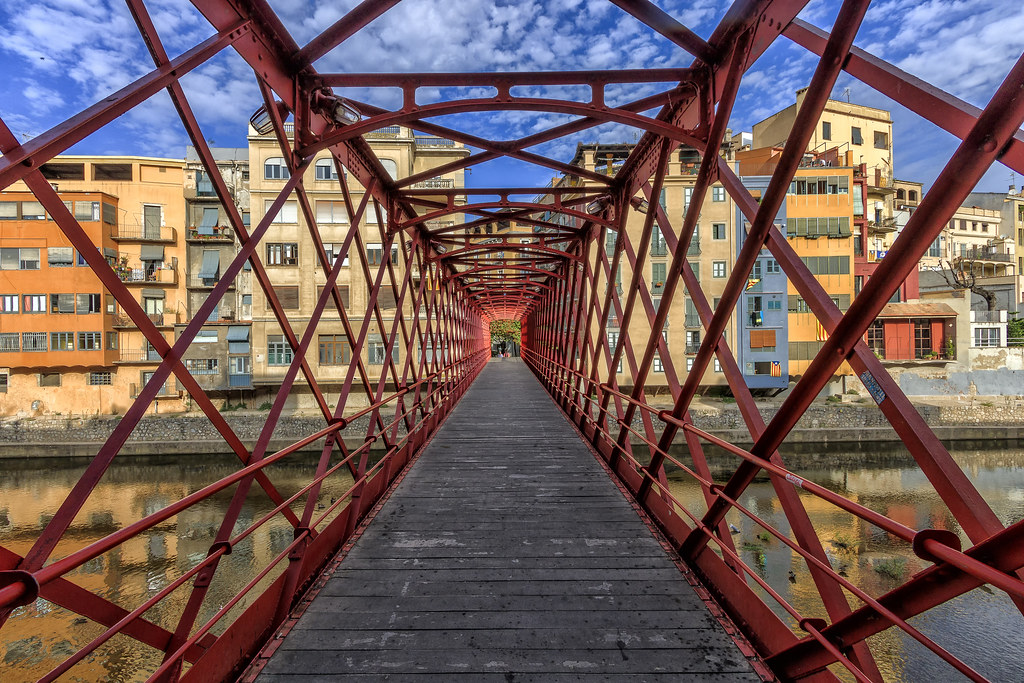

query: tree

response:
[490,320,521,344]
[938,258,998,311]
[1008,315,1024,347]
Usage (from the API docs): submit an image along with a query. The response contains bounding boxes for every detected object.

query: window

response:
[265,199,298,224]
[0,294,17,313]
[851,127,863,145]
[38,373,61,387]
[0,248,40,270]
[22,294,45,313]
[714,359,722,372]
[50,294,75,314]
[89,372,112,385]
[270,285,300,310]
[316,201,349,224]
[267,335,293,365]
[974,327,1000,348]
[683,186,693,211]
[914,320,932,359]
[800,255,850,275]
[822,121,831,140]
[685,330,700,354]
[229,357,250,375]
[866,322,884,355]
[712,223,726,240]
[107,332,118,350]
[908,190,918,202]
[381,159,398,179]
[653,355,664,373]
[766,299,782,311]
[366,242,397,265]
[323,243,349,266]
[0,202,17,219]
[651,225,667,256]
[368,340,399,365]
[74,201,100,221]
[76,293,101,314]
[712,261,726,278]
[194,328,218,342]
[365,204,388,224]
[315,158,338,181]
[78,332,101,350]
[48,247,74,268]
[143,296,164,316]
[686,358,694,371]
[0,333,19,352]
[319,335,351,365]
[264,157,290,180]
[651,262,666,291]
[605,230,617,256]
[184,359,219,375]
[51,332,74,351]
[0,371,6,393]
[23,332,46,351]
[874,131,888,149]
[21,201,45,220]
[749,329,776,352]
[266,243,298,266]
[76,250,90,266]
[765,259,780,274]
[712,186,725,202]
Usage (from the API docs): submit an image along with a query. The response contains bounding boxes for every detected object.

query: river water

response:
[0,447,1021,682]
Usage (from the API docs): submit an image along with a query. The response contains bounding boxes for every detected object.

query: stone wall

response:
[1,398,1021,458]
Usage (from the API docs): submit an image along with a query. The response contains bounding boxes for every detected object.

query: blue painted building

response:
[734,176,789,392]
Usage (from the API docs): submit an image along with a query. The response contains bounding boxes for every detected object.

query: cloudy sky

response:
[1,0,1022,194]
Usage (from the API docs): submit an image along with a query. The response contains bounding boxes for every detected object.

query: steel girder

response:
[0,0,1021,682]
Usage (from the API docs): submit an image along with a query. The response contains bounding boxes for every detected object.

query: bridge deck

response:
[257,359,761,681]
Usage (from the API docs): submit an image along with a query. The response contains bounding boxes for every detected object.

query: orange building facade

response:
[1,156,188,415]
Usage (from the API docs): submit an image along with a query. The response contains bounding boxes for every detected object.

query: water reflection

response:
[0,453,354,682]
[662,445,1024,682]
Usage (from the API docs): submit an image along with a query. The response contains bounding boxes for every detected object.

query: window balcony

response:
[111,225,177,243]
[117,267,178,285]
[116,348,163,364]
[228,373,252,388]
[112,312,175,328]
[687,238,701,256]
[187,226,233,242]
[365,125,403,138]
[129,381,179,398]
[187,276,233,290]
[415,136,456,147]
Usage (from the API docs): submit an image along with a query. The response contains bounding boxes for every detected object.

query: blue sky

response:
[1,0,1022,195]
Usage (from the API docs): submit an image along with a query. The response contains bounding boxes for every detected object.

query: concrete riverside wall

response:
[1,398,1022,458]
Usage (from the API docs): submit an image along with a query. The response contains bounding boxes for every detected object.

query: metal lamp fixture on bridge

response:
[586,198,609,214]
[249,100,290,135]
[312,89,361,126]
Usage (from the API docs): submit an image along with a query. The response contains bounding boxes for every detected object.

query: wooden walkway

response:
[257,359,762,681]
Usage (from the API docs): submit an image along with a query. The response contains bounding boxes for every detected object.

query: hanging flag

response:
[815,319,828,342]
[771,361,782,377]
[745,278,761,291]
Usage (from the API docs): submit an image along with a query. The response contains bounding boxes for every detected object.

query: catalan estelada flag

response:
[815,320,828,341]
[745,278,760,291]
[771,361,782,377]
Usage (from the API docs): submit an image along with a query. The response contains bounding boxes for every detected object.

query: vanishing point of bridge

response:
[2,1,1024,682]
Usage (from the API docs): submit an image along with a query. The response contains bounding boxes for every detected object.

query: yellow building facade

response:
[247,125,469,411]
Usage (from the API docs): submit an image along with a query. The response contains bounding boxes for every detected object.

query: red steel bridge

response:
[2,0,1024,680]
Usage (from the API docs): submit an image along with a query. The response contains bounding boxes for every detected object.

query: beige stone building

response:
[567,143,738,394]
[753,89,894,187]
[2,156,187,415]
[247,125,469,411]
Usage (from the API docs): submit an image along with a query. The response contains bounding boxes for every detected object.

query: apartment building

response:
[177,147,254,399]
[1,155,187,414]
[964,187,1024,309]
[568,142,737,393]
[247,124,469,410]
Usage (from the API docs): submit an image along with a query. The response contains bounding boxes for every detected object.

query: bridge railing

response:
[523,348,1018,681]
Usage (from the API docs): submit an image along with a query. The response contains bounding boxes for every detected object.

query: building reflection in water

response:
[0,453,354,682]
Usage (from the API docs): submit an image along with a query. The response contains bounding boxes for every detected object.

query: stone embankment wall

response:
[1,398,1021,458]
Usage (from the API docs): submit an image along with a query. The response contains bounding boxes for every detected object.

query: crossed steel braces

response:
[0,1,1022,681]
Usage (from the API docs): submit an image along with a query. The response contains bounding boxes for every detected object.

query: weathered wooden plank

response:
[257,360,759,681]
